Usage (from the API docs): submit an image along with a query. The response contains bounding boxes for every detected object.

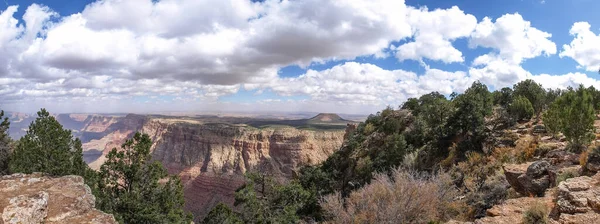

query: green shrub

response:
[522,202,548,224]
[508,96,534,121]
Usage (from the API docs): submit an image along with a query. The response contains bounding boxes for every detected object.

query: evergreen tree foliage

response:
[543,85,596,152]
[508,95,534,121]
[0,110,11,175]
[9,108,87,177]
[447,81,493,153]
[95,132,192,224]
[232,172,312,223]
[513,79,546,116]
[542,101,562,137]
[492,87,513,108]
[587,86,600,110]
[545,88,563,108]
[201,203,242,224]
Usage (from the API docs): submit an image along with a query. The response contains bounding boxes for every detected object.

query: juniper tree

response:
[95,132,192,224]
[9,108,87,176]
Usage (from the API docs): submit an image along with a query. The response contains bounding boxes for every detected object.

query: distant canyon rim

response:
[6,111,361,222]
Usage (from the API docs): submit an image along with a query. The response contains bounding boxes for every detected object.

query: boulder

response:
[0,173,117,224]
[585,151,600,172]
[533,124,546,134]
[503,161,556,196]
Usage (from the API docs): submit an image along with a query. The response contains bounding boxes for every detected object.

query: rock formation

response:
[503,161,556,197]
[0,173,116,224]
[552,173,600,222]
[73,114,347,221]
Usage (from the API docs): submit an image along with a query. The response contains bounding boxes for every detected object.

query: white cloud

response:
[468,54,531,89]
[467,13,556,89]
[560,22,600,72]
[396,6,477,63]
[258,62,473,105]
[0,1,586,114]
[470,13,556,64]
[530,72,600,90]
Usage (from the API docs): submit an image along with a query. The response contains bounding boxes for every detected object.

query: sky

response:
[1,0,600,115]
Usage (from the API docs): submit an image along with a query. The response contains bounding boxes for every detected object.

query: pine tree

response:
[9,108,87,176]
[0,110,11,175]
[95,132,192,224]
[543,86,596,152]
[561,86,596,152]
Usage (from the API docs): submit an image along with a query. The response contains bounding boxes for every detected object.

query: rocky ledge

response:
[0,173,116,224]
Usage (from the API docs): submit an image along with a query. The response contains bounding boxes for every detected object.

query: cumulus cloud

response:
[467,13,556,89]
[560,22,600,72]
[530,72,600,90]
[470,13,556,64]
[0,0,585,114]
[256,62,473,106]
[395,6,477,63]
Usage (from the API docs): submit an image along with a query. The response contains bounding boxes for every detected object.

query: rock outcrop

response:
[553,173,600,221]
[503,161,556,196]
[584,151,600,172]
[0,173,116,224]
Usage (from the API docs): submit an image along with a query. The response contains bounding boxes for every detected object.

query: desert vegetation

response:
[199,79,600,223]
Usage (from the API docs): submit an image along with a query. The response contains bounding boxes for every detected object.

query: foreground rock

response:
[0,173,117,224]
[503,161,556,196]
[553,173,600,222]
[473,191,554,224]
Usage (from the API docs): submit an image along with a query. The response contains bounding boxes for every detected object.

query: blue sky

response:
[1,0,600,114]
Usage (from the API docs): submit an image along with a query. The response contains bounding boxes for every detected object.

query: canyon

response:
[6,112,353,221]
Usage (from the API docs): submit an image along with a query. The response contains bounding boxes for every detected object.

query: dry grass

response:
[522,202,549,224]
[580,150,588,168]
[493,135,542,163]
[321,168,464,223]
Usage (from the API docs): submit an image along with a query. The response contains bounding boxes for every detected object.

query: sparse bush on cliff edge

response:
[321,168,465,223]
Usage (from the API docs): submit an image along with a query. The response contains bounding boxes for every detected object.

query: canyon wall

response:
[76,115,346,220]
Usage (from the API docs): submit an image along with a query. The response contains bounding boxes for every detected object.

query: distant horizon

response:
[3,109,371,119]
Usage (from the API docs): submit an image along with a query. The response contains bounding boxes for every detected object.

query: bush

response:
[465,172,508,218]
[544,85,595,152]
[508,96,534,121]
[321,168,463,223]
[517,135,540,162]
[513,79,546,116]
[522,202,549,224]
